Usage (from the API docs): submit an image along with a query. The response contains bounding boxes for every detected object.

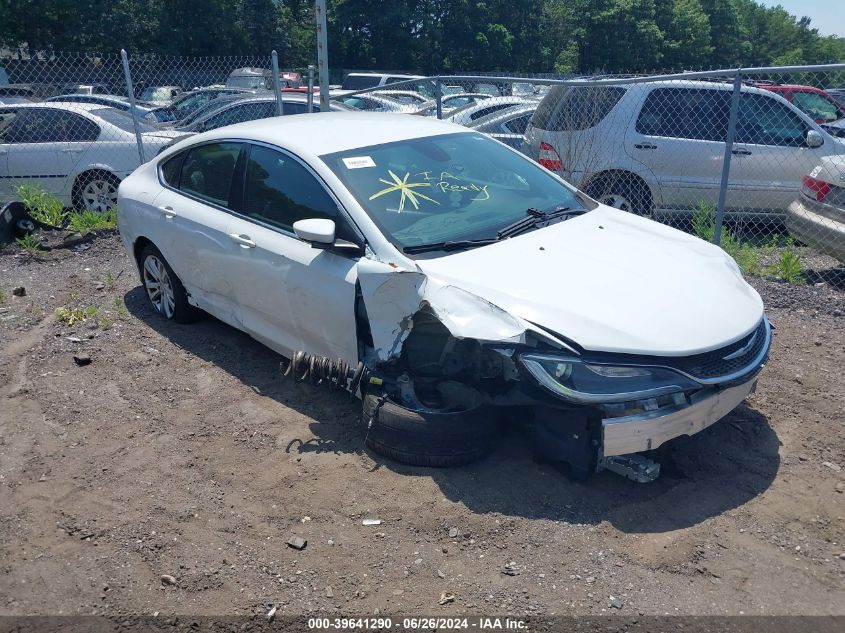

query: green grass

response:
[67,208,118,233]
[15,233,47,255]
[16,184,68,227]
[0,288,6,304]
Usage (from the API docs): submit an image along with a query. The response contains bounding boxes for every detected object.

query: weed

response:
[55,305,99,325]
[98,317,114,330]
[105,271,115,288]
[0,288,6,303]
[112,296,129,318]
[691,202,759,275]
[67,208,118,233]
[16,184,68,227]
[768,248,805,284]
[15,233,47,255]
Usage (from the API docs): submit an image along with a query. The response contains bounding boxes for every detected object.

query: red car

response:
[755,82,845,124]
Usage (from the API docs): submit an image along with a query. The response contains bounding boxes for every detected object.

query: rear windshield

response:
[532,86,626,131]
[342,75,381,90]
[90,108,160,132]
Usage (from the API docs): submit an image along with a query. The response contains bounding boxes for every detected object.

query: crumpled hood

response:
[414,206,764,357]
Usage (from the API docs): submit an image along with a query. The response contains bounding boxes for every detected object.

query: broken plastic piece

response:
[362,518,382,526]
[600,453,660,483]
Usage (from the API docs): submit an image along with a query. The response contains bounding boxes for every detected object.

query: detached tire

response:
[362,393,498,467]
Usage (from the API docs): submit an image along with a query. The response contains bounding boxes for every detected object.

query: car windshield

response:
[90,108,160,133]
[321,132,587,250]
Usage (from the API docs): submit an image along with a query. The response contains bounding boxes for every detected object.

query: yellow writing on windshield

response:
[416,171,491,201]
[369,170,440,212]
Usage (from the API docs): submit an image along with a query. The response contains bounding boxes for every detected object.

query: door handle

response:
[158,205,176,219]
[229,233,256,249]
[634,143,657,150]
[732,147,752,155]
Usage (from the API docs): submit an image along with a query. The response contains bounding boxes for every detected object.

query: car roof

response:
[2,101,104,112]
[193,112,467,155]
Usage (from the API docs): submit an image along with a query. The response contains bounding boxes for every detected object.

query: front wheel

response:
[139,244,197,323]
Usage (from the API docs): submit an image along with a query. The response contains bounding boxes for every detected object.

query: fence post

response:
[307,64,314,113]
[315,0,330,112]
[120,49,146,164]
[714,69,743,247]
[435,77,443,120]
[271,50,284,116]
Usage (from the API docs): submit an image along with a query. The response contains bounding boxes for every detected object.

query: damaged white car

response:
[117,112,771,481]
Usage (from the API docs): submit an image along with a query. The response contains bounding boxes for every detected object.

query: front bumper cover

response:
[601,377,756,456]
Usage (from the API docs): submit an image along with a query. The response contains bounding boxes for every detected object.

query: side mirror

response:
[806,129,824,148]
[293,218,335,244]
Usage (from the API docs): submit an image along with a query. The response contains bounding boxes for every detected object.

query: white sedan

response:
[117,113,771,480]
[0,102,183,211]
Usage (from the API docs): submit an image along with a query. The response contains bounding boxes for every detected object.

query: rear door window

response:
[2,108,100,143]
[205,101,275,130]
[636,88,730,141]
[790,91,842,123]
[178,142,242,207]
[504,113,531,134]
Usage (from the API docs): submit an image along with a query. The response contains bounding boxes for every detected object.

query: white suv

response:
[522,80,845,219]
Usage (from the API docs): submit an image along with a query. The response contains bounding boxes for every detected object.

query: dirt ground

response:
[0,233,843,619]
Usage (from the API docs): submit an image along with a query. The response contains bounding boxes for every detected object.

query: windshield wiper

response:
[402,238,499,254]
[497,206,585,240]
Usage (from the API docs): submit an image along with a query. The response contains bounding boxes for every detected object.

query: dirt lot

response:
[0,233,843,619]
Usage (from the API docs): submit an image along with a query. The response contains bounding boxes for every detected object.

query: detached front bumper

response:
[601,378,756,456]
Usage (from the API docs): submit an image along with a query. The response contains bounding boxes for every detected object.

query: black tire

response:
[138,243,198,324]
[586,174,650,216]
[361,393,498,467]
[72,170,121,213]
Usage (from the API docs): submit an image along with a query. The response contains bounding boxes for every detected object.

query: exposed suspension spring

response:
[281,351,369,395]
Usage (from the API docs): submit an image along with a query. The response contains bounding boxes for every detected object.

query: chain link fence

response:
[2,52,844,285]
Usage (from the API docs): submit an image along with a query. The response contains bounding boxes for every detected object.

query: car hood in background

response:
[414,206,764,357]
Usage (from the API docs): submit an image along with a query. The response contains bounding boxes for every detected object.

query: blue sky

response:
[758,1,844,38]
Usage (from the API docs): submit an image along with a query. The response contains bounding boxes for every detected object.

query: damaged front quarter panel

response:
[356,257,570,362]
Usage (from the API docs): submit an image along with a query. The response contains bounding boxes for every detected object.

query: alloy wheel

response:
[142,255,176,318]
[81,178,118,213]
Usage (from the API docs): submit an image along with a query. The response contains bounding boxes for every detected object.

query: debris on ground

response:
[160,574,177,586]
[72,354,92,366]
[438,592,455,605]
[287,536,307,551]
[266,605,277,622]
[12,286,26,297]
[362,518,382,526]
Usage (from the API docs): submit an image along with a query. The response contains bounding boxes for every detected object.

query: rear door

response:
[151,142,245,325]
[626,87,733,210]
[225,142,360,363]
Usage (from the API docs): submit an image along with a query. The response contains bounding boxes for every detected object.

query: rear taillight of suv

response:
[538,142,563,171]
[801,174,832,201]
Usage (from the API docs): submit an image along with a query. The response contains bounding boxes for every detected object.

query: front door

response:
[226,143,360,363]
[730,92,840,213]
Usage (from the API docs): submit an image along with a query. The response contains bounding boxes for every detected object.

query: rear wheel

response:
[587,173,650,216]
[139,244,197,323]
[361,393,498,467]
[73,171,120,213]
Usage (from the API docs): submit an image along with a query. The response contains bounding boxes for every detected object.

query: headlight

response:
[520,353,700,404]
